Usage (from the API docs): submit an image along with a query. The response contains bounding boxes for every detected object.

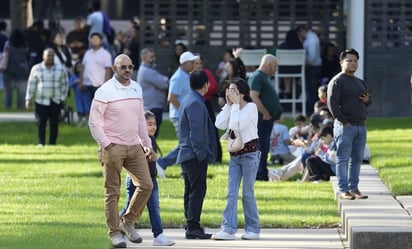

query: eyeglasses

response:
[118,64,134,70]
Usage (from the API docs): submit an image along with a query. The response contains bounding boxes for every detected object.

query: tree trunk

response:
[10,0,33,30]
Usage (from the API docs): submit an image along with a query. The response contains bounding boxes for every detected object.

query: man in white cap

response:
[156,51,199,177]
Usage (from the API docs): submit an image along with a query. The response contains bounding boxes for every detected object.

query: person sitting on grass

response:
[269,116,295,165]
[288,114,311,158]
[306,125,336,182]
[268,114,324,182]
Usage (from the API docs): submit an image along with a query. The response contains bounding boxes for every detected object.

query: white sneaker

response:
[241,231,260,240]
[212,230,236,240]
[156,162,166,178]
[268,169,282,182]
[153,233,175,246]
[110,233,127,248]
[119,220,143,243]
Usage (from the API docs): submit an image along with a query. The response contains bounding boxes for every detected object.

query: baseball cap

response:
[179,51,199,64]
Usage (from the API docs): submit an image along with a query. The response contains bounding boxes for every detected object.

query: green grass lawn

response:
[0,116,411,249]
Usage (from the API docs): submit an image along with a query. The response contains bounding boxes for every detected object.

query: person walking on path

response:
[327,48,371,200]
[136,48,169,138]
[177,70,217,240]
[25,48,68,146]
[213,77,260,240]
[89,54,155,248]
[248,54,281,181]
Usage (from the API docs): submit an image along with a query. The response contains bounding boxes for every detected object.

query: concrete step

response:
[331,164,412,248]
[351,226,412,249]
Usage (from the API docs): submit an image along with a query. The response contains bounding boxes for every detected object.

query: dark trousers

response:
[305,65,321,115]
[205,100,222,162]
[256,116,273,181]
[181,157,208,230]
[35,101,61,145]
[306,156,335,181]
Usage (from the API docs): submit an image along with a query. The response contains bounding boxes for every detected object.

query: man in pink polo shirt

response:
[89,54,155,248]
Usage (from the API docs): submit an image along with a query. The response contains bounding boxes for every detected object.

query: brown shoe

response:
[350,189,368,199]
[339,192,355,200]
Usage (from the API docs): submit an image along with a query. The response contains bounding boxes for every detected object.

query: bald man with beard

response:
[89,54,156,248]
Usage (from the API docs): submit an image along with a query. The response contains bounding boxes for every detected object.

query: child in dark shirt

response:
[119,111,175,246]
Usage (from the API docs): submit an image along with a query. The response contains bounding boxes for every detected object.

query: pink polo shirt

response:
[89,77,151,149]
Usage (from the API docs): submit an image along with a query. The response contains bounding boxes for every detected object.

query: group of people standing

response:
[84,24,371,247]
[1,8,372,247]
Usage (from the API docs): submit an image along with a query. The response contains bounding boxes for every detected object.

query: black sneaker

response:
[185,227,212,239]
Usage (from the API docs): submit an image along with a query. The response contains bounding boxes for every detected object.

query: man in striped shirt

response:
[25,48,68,145]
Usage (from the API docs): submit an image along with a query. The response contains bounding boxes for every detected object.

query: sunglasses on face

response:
[118,64,134,70]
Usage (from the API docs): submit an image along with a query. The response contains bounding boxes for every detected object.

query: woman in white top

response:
[213,77,260,240]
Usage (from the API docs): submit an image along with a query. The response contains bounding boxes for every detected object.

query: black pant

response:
[35,101,61,145]
[181,157,208,230]
[205,100,222,162]
[256,116,273,181]
[306,156,335,181]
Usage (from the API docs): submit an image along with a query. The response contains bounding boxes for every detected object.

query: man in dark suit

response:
[177,70,217,239]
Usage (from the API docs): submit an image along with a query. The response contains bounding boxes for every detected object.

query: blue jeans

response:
[119,175,163,238]
[221,151,260,234]
[333,121,366,193]
[256,116,273,181]
[157,117,179,169]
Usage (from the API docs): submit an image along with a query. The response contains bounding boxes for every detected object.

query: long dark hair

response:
[231,77,252,102]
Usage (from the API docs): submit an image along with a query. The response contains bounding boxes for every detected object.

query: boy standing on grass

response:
[89,54,155,248]
[119,111,175,246]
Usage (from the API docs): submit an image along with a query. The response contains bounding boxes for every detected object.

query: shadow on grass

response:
[60,171,103,178]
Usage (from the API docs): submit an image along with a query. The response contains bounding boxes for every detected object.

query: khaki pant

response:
[100,144,153,236]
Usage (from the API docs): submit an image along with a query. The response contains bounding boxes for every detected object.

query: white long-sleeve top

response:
[215,102,259,144]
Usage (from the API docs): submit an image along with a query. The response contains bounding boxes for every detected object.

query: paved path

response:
[128,228,344,248]
[0,112,36,122]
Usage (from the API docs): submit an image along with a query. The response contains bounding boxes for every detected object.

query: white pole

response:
[346,0,365,79]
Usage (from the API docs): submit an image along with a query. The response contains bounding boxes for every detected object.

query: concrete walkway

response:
[127,228,344,248]
[0,112,36,122]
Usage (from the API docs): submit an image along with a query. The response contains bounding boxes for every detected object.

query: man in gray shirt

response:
[327,48,371,200]
[137,48,169,137]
